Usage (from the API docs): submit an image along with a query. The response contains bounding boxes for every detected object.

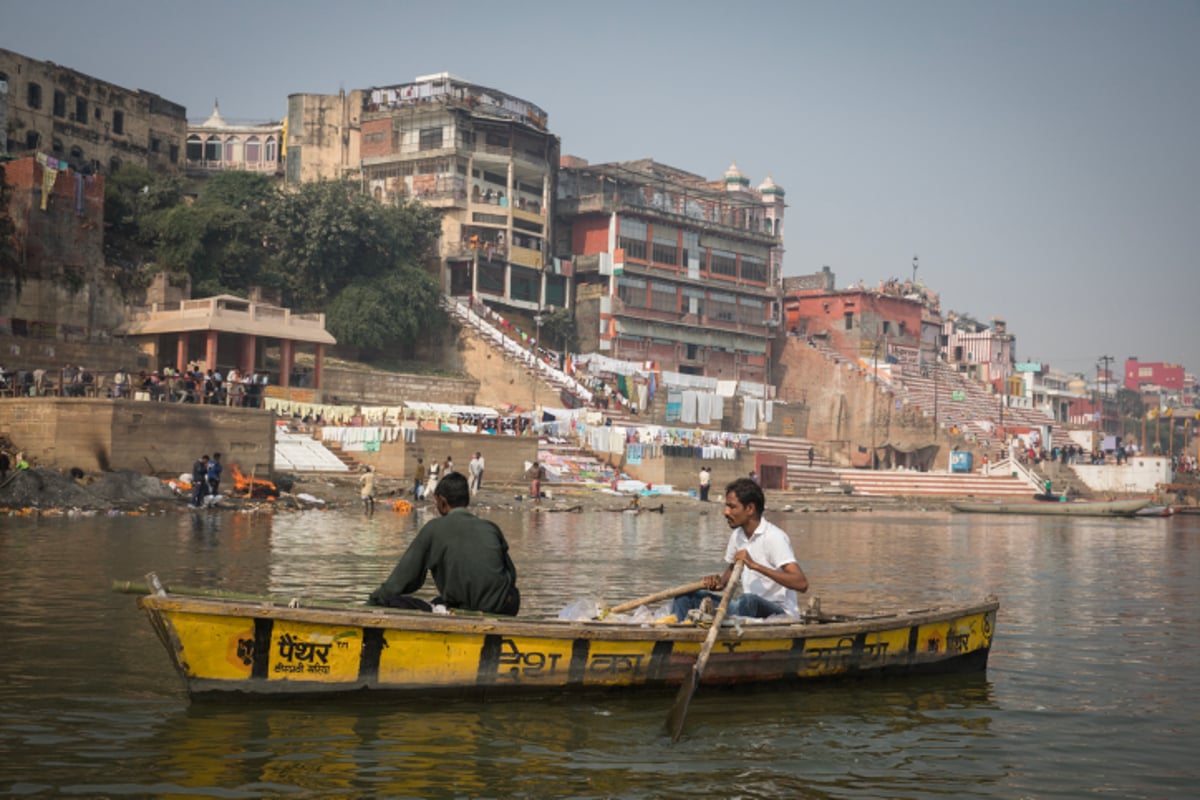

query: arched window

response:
[69,145,84,160]
[186,135,203,162]
[204,135,221,162]
[109,157,121,174]
[225,136,242,164]
[265,136,277,163]
[244,135,261,163]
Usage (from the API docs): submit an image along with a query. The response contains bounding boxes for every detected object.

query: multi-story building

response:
[941,313,1014,385]
[348,73,560,312]
[1123,357,1185,393]
[185,102,282,175]
[782,273,938,370]
[556,159,783,383]
[0,47,185,174]
[283,89,363,184]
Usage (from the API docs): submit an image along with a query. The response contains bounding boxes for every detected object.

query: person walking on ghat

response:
[368,472,520,615]
[468,451,484,496]
[699,465,711,502]
[360,465,376,514]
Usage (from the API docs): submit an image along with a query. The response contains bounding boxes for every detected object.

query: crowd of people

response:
[0,362,271,406]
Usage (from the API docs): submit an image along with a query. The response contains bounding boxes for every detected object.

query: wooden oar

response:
[666,560,745,743]
[602,580,707,617]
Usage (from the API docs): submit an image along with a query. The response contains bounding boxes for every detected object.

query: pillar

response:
[240,334,257,374]
[205,330,218,371]
[175,335,188,373]
[279,339,295,388]
[313,344,324,391]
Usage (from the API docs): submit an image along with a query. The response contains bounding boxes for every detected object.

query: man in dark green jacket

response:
[368,471,520,615]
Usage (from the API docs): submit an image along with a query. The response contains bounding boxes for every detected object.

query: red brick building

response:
[1123,357,1184,392]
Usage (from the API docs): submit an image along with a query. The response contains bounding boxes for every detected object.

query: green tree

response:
[1116,387,1145,419]
[540,306,579,353]
[325,267,444,357]
[265,179,441,312]
[104,165,185,273]
[153,171,276,296]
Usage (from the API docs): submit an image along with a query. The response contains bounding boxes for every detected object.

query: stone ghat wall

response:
[318,367,479,407]
[1,397,275,477]
[339,429,538,486]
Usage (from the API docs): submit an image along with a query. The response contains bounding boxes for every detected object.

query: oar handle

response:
[608,580,708,614]
[693,561,745,676]
[667,560,745,742]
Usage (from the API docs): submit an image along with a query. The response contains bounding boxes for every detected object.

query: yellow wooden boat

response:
[131,578,998,698]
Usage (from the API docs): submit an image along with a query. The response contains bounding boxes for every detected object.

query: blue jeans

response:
[672,590,786,620]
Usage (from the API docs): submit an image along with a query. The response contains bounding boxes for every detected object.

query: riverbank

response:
[0,466,950,515]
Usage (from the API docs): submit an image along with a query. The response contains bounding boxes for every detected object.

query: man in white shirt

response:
[672,477,808,619]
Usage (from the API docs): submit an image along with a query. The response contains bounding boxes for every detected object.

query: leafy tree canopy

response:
[325,266,443,356]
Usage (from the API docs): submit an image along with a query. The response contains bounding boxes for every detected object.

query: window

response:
[617,276,647,308]
[419,127,443,151]
[151,137,161,153]
[844,312,854,331]
[112,110,124,134]
[741,255,767,283]
[204,135,221,161]
[52,137,63,153]
[882,321,891,335]
[244,136,261,163]
[708,292,738,322]
[650,281,678,312]
[109,157,121,173]
[652,241,678,265]
[27,82,42,109]
[186,135,202,161]
[169,144,179,163]
[265,137,276,162]
[710,249,737,277]
[53,90,66,117]
[619,217,647,261]
[75,97,88,123]
[25,131,40,150]
[69,145,84,160]
[652,223,679,266]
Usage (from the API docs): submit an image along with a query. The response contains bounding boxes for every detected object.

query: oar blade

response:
[666,666,700,742]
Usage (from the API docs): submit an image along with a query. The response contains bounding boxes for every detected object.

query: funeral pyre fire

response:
[231,464,279,499]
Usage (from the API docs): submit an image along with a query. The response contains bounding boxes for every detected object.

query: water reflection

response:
[1,508,1197,798]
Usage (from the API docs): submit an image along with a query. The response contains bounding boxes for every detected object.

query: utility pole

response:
[912,254,919,285]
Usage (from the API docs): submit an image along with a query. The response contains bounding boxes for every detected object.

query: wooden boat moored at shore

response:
[130,579,998,699]
[949,497,1151,516]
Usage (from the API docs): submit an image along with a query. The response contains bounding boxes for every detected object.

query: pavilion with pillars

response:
[115,294,335,394]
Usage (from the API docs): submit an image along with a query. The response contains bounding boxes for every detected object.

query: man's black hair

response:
[725,476,765,516]
[434,471,471,508]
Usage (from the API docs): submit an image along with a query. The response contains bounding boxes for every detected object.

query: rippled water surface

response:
[2,505,1198,798]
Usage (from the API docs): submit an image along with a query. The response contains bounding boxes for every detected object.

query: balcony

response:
[558,193,780,246]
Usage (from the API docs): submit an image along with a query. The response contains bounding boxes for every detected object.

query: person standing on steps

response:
[699,465,711,502]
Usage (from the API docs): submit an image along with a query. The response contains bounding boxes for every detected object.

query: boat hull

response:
[949,497,1151,516]
[137,594,998,698]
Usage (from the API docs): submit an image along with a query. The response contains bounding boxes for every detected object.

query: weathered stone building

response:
[1,156,119,337]
[556,159,784,383]
[0,47,186,174]
[283,89,363,183]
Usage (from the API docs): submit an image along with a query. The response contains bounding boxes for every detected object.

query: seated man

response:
[672,477,808,620]
[368,471,520,616]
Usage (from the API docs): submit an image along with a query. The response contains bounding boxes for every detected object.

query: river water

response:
[1,504,1197,799]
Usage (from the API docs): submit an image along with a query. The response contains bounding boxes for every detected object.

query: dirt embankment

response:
[0,466,933,516]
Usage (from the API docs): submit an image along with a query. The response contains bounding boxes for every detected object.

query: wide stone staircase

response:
[748,436,840,491]
[444,296,597,408]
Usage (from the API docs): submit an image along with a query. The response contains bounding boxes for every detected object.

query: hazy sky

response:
[4,0,1197,378]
